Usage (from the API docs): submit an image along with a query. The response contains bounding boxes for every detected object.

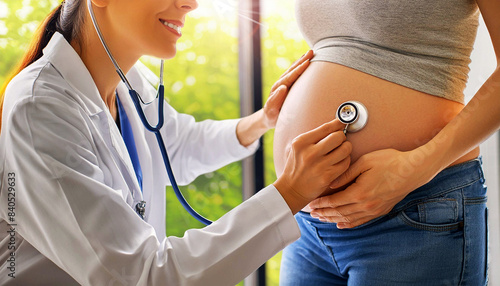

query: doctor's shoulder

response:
[3,61,87,124]
[1,61,94,155]
[6,59,77,104]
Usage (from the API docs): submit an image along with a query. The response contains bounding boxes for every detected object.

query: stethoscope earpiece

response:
[336,101,368,134]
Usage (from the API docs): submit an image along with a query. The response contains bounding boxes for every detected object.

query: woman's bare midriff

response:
[273,62,480,211]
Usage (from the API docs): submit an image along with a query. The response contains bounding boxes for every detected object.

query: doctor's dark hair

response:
[0,0,85,131]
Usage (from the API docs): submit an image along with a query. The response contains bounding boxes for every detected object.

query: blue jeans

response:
[280,159,488,285]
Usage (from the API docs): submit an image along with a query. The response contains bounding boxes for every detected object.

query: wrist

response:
[273,178,309,214]
[254,109,270,132]
[236,110,269,147]
[409,139,451,185]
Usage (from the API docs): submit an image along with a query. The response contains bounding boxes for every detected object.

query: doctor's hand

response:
[308,148,436,228]
[236,50,313,147]
[273,119,352,214]
[262,50,314,129]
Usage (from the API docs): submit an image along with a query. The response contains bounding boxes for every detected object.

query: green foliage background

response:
[0,1,308,285]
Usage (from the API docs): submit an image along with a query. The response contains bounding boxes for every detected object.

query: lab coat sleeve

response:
[2,97,300,285]
[161,102,259,185]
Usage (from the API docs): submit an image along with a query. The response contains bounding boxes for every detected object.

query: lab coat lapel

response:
[43,32,143,201]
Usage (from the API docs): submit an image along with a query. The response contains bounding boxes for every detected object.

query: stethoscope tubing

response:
[155,125,213,225]
[129,86,213,225]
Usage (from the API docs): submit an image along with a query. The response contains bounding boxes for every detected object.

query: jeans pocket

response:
[398,198,464,232]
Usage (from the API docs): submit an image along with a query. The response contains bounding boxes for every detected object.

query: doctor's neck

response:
[74,33,139,119]
[73,8,142,119]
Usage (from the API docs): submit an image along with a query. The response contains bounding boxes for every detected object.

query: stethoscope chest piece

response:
[336,101,368,133]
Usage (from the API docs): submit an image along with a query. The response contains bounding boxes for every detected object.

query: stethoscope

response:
[87,0,212,225]
[336,101,368,134]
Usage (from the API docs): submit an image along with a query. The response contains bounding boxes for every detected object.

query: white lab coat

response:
[0,33,300,285]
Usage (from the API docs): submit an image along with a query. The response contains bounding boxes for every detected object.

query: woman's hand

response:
[308,148,437,228]
[236,50,314,147]
[274,119,352,214]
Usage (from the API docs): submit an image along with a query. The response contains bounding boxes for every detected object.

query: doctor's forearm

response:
[236,109,269,147]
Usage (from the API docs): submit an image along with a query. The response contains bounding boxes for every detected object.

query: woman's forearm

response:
[416,67,500,177]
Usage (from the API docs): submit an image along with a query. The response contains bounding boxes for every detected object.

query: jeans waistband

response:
[389,157,484,214]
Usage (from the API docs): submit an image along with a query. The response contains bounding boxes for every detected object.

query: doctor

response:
[0,0,352,285]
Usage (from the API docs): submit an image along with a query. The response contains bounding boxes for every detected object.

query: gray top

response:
[296,0,480,103]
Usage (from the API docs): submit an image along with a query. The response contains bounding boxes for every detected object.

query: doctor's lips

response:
[160,19,183,36]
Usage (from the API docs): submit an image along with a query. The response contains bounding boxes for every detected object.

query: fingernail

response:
[329,182,338,189]
[336,223,345,229]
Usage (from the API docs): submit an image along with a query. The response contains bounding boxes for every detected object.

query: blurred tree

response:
[0,0,59,86]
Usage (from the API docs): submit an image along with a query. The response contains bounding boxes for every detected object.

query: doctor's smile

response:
[160,19,183,36]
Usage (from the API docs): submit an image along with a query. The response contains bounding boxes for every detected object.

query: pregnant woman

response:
[274,0,500,285]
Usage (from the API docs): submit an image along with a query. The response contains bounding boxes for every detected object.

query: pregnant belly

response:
[273,61,479,183]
